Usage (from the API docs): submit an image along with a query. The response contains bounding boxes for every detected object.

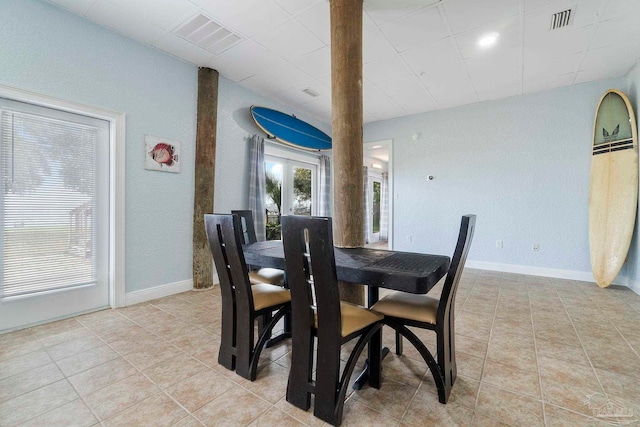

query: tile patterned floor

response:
[1,269,640,426]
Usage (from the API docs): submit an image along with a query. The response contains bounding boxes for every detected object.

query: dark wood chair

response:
[204,213,291,381]
[232,209,285,286]
[371,215,476,404]
[281,215,384,426]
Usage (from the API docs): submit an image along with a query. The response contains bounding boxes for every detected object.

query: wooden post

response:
[193,67,219,289]
[330,0,365,305]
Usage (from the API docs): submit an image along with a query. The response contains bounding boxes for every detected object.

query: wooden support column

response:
[330,0,365,305]
[193,67,219,289]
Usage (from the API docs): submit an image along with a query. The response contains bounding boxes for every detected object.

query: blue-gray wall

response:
[364,78,627,278]
[1,0,328,293]
[624,63,640,291]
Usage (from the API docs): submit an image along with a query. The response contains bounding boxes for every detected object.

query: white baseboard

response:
[124,274,220,306]
[125,279,194,306]
[465,260,640,294]
[465,260,598,282]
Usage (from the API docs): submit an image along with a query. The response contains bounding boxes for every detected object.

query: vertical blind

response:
[1,108,101,297]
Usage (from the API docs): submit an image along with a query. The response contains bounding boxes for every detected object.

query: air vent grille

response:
[550,8,574,30]
[302,88,320,97]
[175,14,242,55]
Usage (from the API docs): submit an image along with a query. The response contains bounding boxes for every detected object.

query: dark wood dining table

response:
[243,240,450,388]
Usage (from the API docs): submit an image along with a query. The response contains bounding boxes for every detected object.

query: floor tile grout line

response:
[473,274,500,412]
[528,280,549,427]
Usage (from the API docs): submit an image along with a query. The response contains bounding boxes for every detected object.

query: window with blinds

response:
[0,101,109,298]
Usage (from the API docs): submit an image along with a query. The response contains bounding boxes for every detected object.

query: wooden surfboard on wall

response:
[589,89,638,288]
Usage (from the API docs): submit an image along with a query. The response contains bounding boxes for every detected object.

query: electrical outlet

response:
[496,240,503,248]
[532,243,539,251]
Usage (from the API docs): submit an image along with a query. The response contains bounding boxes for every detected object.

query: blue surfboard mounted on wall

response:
[250,106,332,151]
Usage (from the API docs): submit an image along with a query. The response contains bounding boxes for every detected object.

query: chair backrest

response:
[437,215,476,323]
[281,216,342,348]
[231,210,257,245]
[204,214,255,314]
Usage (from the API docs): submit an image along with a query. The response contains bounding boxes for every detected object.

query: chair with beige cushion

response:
[371,215,476,404]
[232,209,285,286]
[281,215,383,426]
[204,213,291,381]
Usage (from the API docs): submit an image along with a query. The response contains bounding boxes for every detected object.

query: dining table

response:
[243,239,450,388]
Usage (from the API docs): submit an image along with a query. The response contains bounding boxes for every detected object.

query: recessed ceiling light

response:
[372,163,383,169]
[478,32,499,48]
[370,145,382,149]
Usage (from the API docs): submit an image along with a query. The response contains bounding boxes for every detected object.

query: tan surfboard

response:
[589,89,638,288]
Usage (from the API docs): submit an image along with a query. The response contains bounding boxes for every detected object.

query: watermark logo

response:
[584,393,637,425]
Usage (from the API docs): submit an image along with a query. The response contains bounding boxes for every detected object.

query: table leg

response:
[353,286,390,390]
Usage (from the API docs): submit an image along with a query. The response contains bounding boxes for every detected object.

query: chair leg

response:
[313,338,342,425]
[257,311,272,340]
[395,330,403,356]
[436,315,456,403]
[287,331,314,411]
[218,300,236,371]
[234,310,254,380]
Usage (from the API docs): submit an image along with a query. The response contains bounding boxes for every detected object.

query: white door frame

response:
[364,139,393,249]
[0,84,126,315]
[368,172,383,243]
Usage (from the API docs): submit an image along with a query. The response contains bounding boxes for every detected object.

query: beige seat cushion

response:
[251,283,291,311]
[249,268,285,286]
[371,292,439,324]
[315,301,383,337]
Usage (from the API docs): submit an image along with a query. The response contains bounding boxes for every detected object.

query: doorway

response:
[364,139,392,249]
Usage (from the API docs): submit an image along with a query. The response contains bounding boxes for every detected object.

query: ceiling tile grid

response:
[46,0,640,124]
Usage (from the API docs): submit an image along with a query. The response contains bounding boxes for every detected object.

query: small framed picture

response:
[145,135,180,173]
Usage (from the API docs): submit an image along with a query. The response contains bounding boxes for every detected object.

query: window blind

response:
[1,109,99,297]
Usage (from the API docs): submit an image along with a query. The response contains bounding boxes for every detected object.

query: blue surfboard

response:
[250,106,332,151]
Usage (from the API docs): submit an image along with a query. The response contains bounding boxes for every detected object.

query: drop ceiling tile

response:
[523,50,581,79]
[523,72,574,93]
[273,82,329,106]
[296,1,331,45]
[86,0,167,45]
[274,0,319,15]
[427,76,475,100]
[364,56,411,83]
[401,37,462,75]
[418,61,470,88]
[364,0,439,26]
[208,40,284,82]
[524,0,557,12]
[199,0,290,37]
[364,83,396,109]
[525,25,591,57]
[443,0,521,34]
[438,91,479,109]
[589,16,640,50]
[366,103,407,121]
[47,0,97,15]
[574,67,621,83]
[600,0,640,21]
[581,43,640,72]
[455,16,522,59]
[103,0,199,30]
[477,83,522,101]
[300,96,332,122]
[524,0,603,41]
[464,44,522,73]
[239,63,313,96]
[153,33,215,64]
[363,29,398,63]
[254,19,325,60]
[379,6,448,53]
[470,66,521,91]
[291,46,331,80]
[374,75,429,100]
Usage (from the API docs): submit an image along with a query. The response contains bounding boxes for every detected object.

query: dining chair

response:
[231,209,285,286]
[371,214,476,404]
[204,213,291,381]
[281,215,384,426]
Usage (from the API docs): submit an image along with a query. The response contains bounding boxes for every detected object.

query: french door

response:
[265,156,317,240]
[0,98,110,331]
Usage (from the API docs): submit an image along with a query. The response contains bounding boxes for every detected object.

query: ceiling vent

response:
[550,8,575,30]
[302,88,320,97]
[175,14,242,55]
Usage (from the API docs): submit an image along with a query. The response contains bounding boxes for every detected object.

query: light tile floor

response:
[1,269,640,426]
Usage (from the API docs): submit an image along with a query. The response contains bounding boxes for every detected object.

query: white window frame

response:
[0,84,126,308]
[265,142,321,216]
